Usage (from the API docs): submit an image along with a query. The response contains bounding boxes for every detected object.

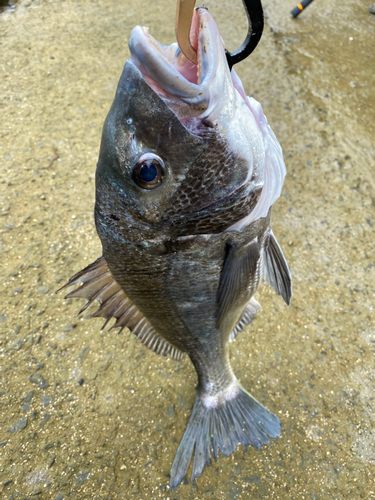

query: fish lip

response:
[128,8,230,120]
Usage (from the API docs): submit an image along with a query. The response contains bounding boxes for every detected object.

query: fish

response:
[59,7,292,489]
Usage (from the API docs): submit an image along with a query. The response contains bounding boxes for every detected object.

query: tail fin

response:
[170,386,280,489]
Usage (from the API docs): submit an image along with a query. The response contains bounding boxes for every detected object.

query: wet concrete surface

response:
[0,0,374,498]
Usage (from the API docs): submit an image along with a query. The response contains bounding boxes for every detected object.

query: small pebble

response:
[39,413,51,429]
[7,416,27,433]
[41,395,51,407]
[370,5,375,14]
[39,377,49,389]
[3,479,12,486]
[29,373,49,389]
[21,391,34,403]
[29,374,40,384]
[9,339,23,351]
[75,470,90,485]
[78,378,84,386]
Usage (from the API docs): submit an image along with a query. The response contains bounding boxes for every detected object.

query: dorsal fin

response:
[229,297,262,343]
[217,238,260,328]
[57,257,184,361]
[263,231,292,305]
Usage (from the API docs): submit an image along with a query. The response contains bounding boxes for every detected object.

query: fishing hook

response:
[175,0,264,70]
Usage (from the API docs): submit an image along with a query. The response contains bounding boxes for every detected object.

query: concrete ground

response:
[0,0,374,498]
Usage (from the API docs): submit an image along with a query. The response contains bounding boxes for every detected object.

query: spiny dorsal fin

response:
[263,230,292,305]
[57,257,184,361]
[229,297,262,343]
[217,238,260,328]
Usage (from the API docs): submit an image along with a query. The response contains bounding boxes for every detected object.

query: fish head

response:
[96,8,285,239]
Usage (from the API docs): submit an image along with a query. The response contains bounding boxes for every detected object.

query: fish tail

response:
[169,385,280,489]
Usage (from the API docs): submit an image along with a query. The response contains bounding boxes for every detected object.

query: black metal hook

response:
[225,0,264,70]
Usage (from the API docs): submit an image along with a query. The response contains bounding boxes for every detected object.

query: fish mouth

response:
[128,10,287,231]
[129,8,234,125]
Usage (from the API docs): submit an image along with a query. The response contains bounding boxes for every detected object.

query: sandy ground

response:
[0,0,374,498]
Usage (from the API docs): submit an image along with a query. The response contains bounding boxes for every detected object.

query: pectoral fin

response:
[57,257,183,361]
[217,238,260,328]
[263,231,292,305]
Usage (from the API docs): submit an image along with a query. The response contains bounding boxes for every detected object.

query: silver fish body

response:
[60,8,292,488]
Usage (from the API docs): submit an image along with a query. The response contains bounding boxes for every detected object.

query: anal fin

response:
[263,231,292,305]
[57,257,184,361]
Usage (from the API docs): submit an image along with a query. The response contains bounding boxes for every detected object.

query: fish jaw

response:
[129,8,234,122]
[129,8,265,176]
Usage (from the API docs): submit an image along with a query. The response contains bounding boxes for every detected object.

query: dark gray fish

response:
[59,8,292,488]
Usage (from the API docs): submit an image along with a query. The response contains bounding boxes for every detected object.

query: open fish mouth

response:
[129,7,235,123]
[128,7,287,231]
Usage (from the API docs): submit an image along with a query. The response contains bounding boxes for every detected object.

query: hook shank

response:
[175,0,198,64]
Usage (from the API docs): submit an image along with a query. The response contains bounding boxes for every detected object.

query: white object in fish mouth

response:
[129,8,286,231]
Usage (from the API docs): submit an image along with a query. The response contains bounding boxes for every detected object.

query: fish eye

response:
[132,153,166,190]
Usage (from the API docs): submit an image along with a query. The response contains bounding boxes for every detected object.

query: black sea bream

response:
[60,7,292,488]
